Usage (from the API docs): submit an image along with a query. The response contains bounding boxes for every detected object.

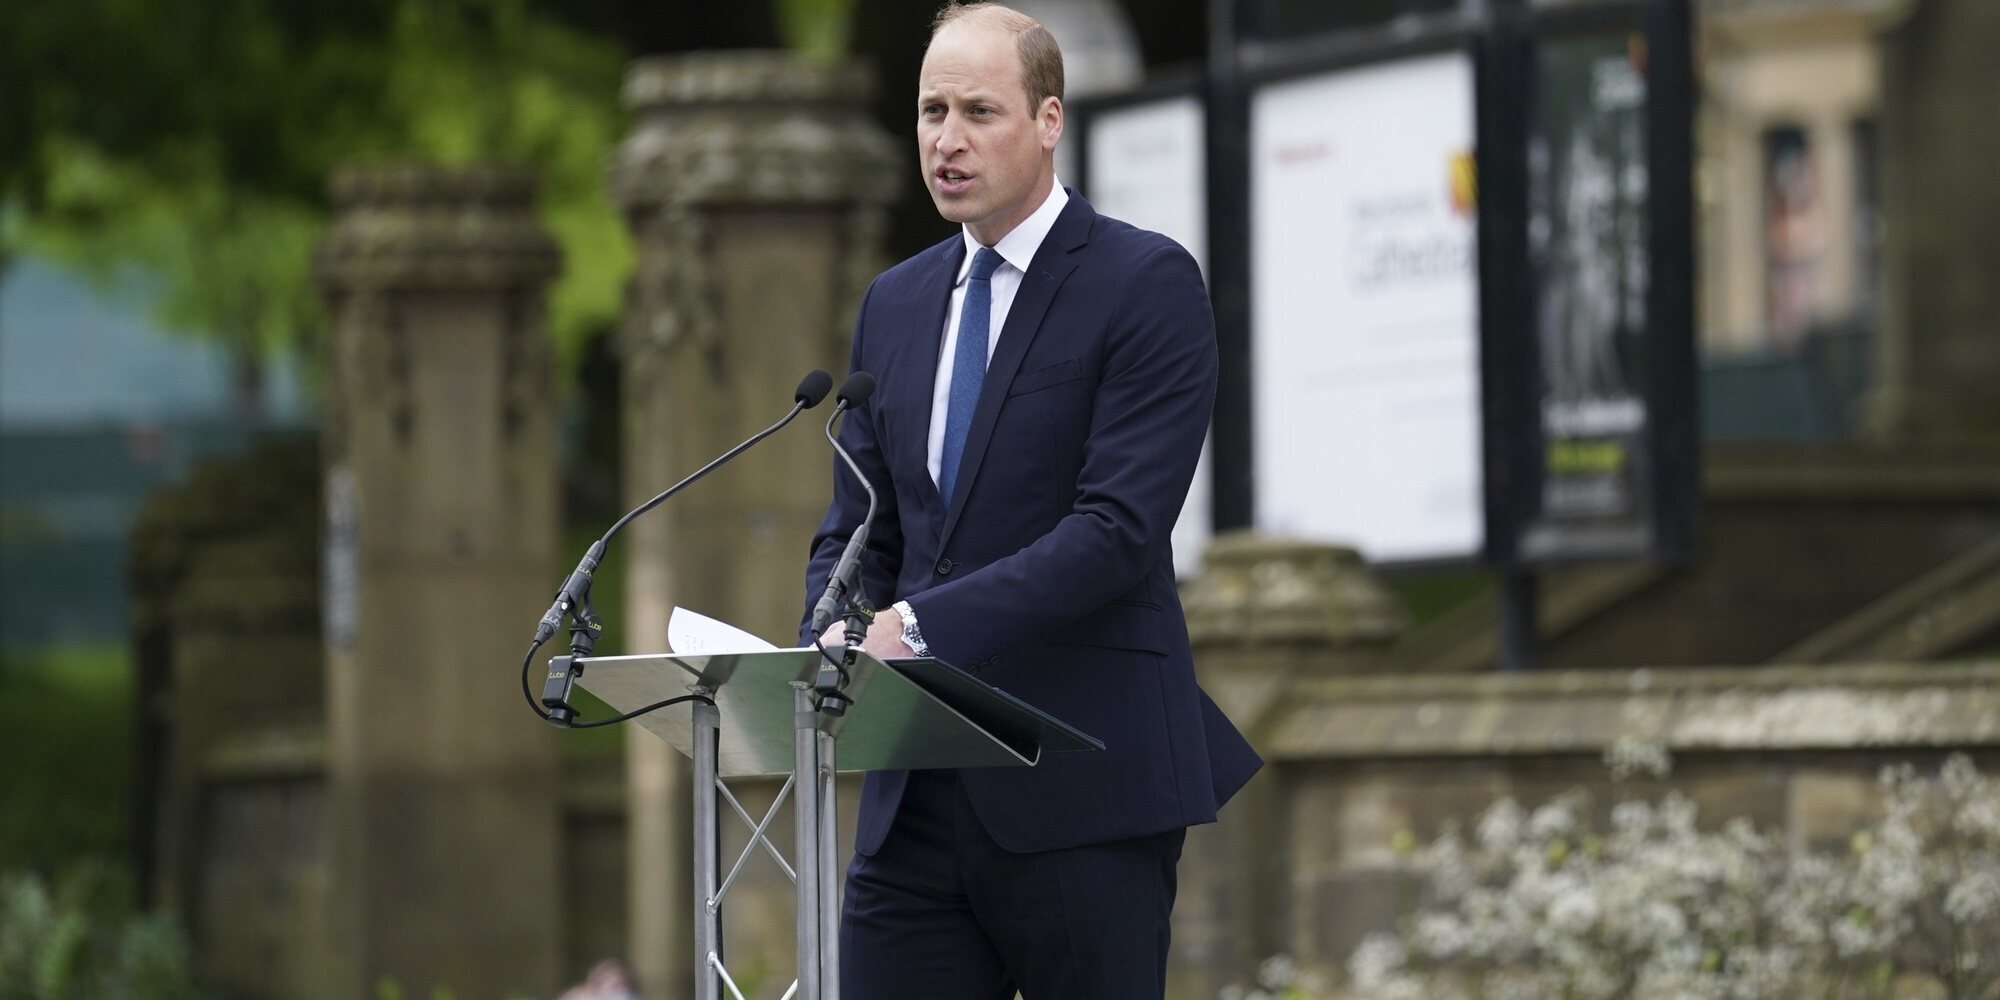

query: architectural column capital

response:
[610,53,900,213]
[314,165,562,292]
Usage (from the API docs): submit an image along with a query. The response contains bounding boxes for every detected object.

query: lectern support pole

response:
[817,726,840,995]
[792,683,821,1000]
[789,683,842,1000]
[693,698,722,1000]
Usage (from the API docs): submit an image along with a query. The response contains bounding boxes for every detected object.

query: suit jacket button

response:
[936,558,954,575]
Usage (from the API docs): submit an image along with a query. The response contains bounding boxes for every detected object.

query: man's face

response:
[917,20,1062,245]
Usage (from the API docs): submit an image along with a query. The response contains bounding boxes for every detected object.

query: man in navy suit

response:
[800,4,1261,997]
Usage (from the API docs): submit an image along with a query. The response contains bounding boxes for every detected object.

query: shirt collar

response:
[955,178,1069,285]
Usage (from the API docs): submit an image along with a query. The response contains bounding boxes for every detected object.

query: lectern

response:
[573,648,1101,1000]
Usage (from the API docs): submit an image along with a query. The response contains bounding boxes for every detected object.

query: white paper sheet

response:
[667,606,781,657]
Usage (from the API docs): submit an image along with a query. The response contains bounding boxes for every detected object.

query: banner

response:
[1519,31,1656,560]
[1250,53,1483,563]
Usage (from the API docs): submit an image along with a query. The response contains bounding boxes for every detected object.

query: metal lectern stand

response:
[574,648,1100,1000]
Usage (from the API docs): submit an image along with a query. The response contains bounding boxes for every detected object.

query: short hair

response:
[929,3,1065,115]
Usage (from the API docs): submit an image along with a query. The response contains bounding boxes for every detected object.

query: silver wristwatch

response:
[891,600,930,657]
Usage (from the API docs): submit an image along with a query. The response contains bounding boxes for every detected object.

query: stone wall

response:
[1172,536,2000,998]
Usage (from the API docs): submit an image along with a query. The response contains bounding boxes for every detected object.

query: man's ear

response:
[1041,96,1065,152]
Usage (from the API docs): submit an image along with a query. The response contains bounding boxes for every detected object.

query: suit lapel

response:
[908,238,965,522]
[939,196,1094,548]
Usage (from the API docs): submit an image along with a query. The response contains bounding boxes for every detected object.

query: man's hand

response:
[817,606,915,661]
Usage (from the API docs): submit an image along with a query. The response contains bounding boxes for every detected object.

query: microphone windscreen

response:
[795,369,834,408]
[836,371,877,408]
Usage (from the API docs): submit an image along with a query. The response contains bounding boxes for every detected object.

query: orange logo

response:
[1448,151,1477,216]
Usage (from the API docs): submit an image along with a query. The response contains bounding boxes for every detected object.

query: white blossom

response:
[1945,865,2000,923]
[1254,953,1295,990]
[1547,884,1601,934]
[1527,795,1581,840]
[1311,755,2000,1000]
[1613,799,1655,835]
[1348,934,1408,991]
[1477,799,1525,853]
[1412,912,1470,960]
[1606,738,1674,781]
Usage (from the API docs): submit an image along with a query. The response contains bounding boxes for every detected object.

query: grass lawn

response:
[0,641,133,876]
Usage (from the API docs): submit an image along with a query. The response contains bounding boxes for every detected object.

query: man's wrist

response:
[890,600,930,657]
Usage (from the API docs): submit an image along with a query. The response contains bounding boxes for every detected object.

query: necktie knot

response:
[969,246,1003,282]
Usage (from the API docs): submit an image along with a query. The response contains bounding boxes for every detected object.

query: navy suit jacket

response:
[802,192,1261,856]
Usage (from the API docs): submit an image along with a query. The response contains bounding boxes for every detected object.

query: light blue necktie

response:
[939,246,1004,504]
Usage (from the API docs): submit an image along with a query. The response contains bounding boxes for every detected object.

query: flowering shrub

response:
[1226,751,2000,1000]
[0,867,204,1000]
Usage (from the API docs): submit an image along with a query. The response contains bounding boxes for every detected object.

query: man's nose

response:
[934,113,969,155]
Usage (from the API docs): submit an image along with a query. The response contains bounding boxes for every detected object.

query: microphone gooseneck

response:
[527,369,833,726]
[809,372,881,636]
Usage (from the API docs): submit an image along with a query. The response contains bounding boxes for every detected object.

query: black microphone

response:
[809,372,880,636]
[532,369,834,648]
[794,368,834,408]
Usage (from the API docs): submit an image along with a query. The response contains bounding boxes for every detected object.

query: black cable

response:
[813,632,854,688]
[566,693,713,729]
[522,638,712,728]
[522,639,551,721]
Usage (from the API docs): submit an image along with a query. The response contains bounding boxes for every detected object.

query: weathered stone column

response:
[610,53,897,998]
[1867,0,2000,446]
[314,166,564,998]
[1173,534,1406,998]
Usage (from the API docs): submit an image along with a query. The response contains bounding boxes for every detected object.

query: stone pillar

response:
[610,53,897,999]
[1172,533,1406,998]
[1867,0,2000,446]
[129,439,328,998]
[314,166,564,999]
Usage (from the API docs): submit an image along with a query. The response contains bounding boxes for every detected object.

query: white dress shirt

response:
[925,179,1071,489]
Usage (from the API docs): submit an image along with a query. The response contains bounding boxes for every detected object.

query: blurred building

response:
[1697,0,1885,441]
[0,259,311,650]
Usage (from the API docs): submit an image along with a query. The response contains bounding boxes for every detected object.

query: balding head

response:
[916,0,1065,243]
[929,3,1065,123]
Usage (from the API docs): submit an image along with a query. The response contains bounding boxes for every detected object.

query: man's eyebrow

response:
[918,89,1010,108]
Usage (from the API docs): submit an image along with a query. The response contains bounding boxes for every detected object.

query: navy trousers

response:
[838,769,1185,1000]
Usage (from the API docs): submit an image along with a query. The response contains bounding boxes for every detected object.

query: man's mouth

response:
[936,167,974,192]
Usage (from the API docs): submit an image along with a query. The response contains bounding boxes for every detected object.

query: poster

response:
[1519,31,1654,560]
[1249,53,1483,563]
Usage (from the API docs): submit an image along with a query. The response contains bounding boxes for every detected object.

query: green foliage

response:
[4,0,632,374]
[0,867,204,1000]
[774,0,859,60]
[0,644,131,875]
[360,0,632,370]
[29,139,325,364]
